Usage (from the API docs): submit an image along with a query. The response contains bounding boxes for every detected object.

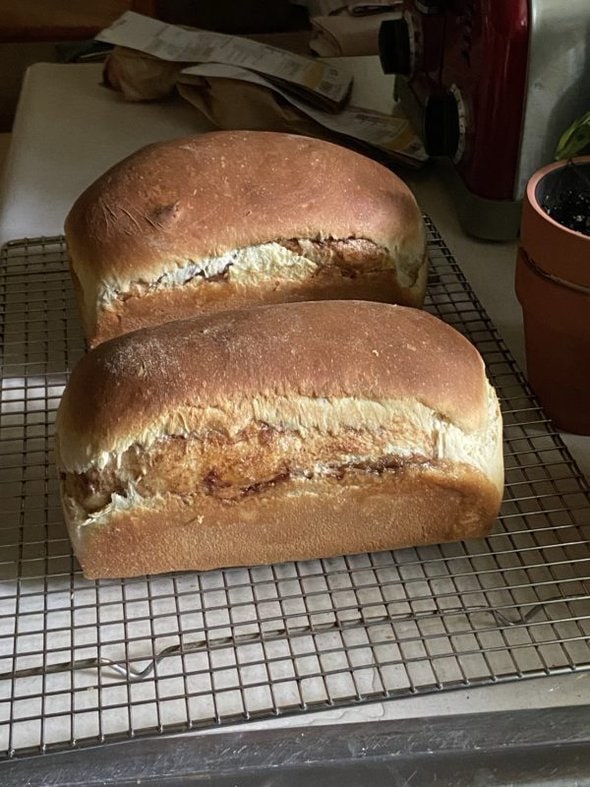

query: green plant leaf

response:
[555,110,590,160]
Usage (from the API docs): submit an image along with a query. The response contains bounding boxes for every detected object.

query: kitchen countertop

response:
[0,61,588,750]
[3,60,589,483]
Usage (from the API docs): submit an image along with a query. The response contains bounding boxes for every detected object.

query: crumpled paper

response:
[177,76,324,137]
[104,46,349,143]
[101,45,427,169]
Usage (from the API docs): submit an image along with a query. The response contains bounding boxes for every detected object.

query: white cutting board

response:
[0,62,212,246]
[0,57,394,246]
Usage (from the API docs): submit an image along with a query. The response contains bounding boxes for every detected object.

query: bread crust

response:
[56,301,493,473]
[84,252,428,348]
[69,464,501,579]
[55,301,504,579]
[64,131,427,343]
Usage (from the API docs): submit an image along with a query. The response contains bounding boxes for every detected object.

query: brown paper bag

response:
[104,46,340,139]
[103,47,184,101]
[102,46,425,168]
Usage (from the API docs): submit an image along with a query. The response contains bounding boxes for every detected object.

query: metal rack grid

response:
[1,223,589,759]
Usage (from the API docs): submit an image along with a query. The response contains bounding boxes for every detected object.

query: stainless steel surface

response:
[516,0,590,198]
[1,227,590,759]
[3,705,590,786]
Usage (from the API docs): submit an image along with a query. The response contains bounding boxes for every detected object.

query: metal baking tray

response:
[4,705,590,785]
[1,220,589,759]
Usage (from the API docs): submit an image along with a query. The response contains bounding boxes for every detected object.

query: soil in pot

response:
[539,160,590,236]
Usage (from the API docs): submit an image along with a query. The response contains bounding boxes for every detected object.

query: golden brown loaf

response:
[55,300,504,579]
[64,130,428,346]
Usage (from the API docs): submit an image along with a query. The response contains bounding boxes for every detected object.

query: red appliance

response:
[379,1,590,239]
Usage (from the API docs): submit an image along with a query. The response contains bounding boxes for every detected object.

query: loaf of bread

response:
[64,130,428,347]
[55,300,503,579]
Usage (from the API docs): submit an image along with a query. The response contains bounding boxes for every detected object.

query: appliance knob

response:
[424,92,461,157]
[378,18,412,76]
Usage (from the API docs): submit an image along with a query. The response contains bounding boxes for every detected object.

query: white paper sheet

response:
[97,11,352,108]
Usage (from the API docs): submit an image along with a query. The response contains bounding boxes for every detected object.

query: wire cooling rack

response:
[1,222,589,759]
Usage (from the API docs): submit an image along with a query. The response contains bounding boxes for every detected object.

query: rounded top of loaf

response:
[64,130,425,286]
[56,300,492,472]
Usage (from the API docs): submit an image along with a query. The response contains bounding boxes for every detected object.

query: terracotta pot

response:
[515,157,590,435]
